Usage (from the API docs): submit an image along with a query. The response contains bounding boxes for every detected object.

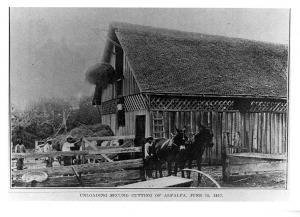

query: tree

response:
[11,95,101,149]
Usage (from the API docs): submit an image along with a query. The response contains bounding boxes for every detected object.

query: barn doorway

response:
[135,115,146,146]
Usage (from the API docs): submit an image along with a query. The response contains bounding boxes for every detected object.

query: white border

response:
[2,0,300,215]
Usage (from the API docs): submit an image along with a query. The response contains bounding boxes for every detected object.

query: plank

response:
[12,158,144,180]
[169,112,175,135]
[240,112,245,150]
[274,114,279,154]
[271,113,275,154]
[282,113,287,153]
[266,113,271,154]
[186,111,191,132]
[101,154,113,162]
[227,152,287,160]
[13,169,141,188]
[216,112,222,161]
[85,135,135,141]
[278,113,283,154]
[231,112,236,148]
[12,146,142,158]
[257,113,262,153]
[229,156,277,165]
[244,113,250,150]
[261,113,267,153]
[175,111,179,130]
[119,176,193,188]
[211,112,217,163]
[228,161,286,174]
[164,111,169,139]
[249,113,254,152]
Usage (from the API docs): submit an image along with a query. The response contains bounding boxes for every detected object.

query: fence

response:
[11,135,144,188]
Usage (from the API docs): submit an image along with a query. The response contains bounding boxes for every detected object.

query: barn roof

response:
[103,22,288,99]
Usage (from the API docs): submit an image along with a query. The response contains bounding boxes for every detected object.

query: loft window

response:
[115,46,123,97]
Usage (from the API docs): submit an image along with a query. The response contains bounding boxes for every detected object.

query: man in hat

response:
[62,135,82,166]
[44,138,53,167]
[144,137,154,179]
[15,139,26,170]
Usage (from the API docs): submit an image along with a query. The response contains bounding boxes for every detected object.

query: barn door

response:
[135,115,146,146]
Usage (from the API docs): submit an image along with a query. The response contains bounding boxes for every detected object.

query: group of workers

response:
[13,135,82,170]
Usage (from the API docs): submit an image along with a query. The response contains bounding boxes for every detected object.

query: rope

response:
[182,168,221,188]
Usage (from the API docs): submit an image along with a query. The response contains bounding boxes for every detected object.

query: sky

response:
[10,8,290,110]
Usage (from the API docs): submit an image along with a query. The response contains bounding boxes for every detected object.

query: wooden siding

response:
[101,113,117,135]
[102,110,150,138]
[150,110,287,164]
[101,52,140,103]
[102,83,115,102]
[123,55,140,96]
[102,45,116,102]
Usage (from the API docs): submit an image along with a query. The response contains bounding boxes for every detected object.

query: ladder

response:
[152,111,165,139]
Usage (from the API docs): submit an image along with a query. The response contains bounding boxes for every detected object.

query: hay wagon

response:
[11,135,194,188]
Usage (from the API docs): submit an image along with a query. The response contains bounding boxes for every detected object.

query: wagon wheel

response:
[182,168,221,188]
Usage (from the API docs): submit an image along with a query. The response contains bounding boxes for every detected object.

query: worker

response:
[15,139,26,170]
[144,137,154,179]
[44,138,54,167]
[62,135,82,166]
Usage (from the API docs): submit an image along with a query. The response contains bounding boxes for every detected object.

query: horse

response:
[182,125,214,183]
[151,127,188,178]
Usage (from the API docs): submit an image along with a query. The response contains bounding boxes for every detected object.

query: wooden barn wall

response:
[101,113,117,135]
[123,55,140,96]
[102,110,150,137]
[150,110,287,165]
[101,84,115,103]
[101,52,140,102]
[102,45,116,102]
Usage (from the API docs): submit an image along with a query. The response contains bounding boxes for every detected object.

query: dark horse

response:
[151,128,188,178]
[180,125,214,182]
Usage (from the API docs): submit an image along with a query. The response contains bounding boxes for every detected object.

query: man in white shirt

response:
[62,135,82,166]
[44,138,53,167]
[15,139,26,170]
[144,137,154,179]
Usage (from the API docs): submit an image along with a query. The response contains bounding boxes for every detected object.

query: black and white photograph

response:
[9,7,291,201]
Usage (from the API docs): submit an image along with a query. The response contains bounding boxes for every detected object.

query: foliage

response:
[11,96,101,149]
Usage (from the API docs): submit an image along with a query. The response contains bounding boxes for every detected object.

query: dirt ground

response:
[18,159,286,188]
[148,165,287,188]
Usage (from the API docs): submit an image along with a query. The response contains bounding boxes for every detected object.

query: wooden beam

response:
[85,135,135,141]
[227,153,287,160]
[12,146,142,158]
[12,158,144,180]
[228,161,286,174]
[101,154,113,162]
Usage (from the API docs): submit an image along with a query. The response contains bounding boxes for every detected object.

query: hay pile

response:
[53,124,114,149]
[85,62,116,89]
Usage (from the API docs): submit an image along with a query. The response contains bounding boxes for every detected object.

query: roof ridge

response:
[111,21,288,47]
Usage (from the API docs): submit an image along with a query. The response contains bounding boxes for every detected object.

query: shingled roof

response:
[104,22,288,99]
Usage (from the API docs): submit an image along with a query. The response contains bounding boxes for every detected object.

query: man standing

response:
[15,139,26,170]
[62,135,82,166]
[44,138,54,167]
[144,137,154,179]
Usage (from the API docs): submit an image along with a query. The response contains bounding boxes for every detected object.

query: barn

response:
[92,22,288,164]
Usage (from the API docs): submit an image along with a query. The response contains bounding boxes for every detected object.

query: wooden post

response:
[82,139,85,164]
[222,132,230,182]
